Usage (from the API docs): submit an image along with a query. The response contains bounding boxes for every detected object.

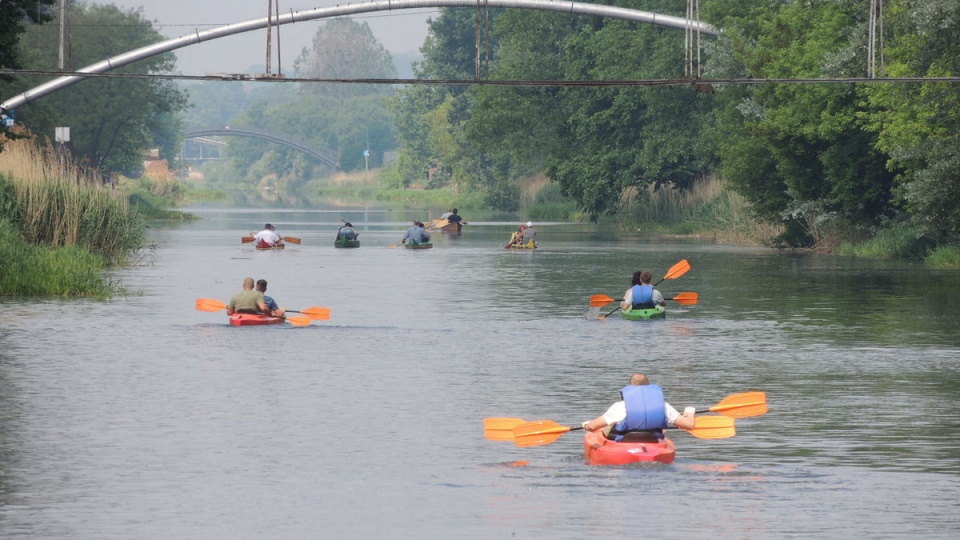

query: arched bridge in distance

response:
[184,126,340,169]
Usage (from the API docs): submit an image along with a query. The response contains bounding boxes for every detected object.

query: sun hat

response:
[526,221,533,227]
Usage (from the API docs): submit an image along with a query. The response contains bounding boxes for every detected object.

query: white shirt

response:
[600,400,682,427]
[254,229,281,244]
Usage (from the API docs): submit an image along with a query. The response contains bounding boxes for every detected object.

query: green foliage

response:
[0,219,116,297]
[2,3,187,178]
[924,245,960,268]
[835,224,933,260]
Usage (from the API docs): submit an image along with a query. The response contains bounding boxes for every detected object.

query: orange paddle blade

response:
[590,294,617,307]
[296,307,330,320]
[709,392,767,418]
[663,259,691,280]
[513,420,574,447]
[483,417,525,441]
[241,236,254,243]
[283,236,301,245]
[685,415,736,439]
[285,315,312,326]
[195,298,227,312]
[670,292,699,305]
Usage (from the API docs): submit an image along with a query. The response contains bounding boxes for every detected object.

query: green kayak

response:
[621,306,666,320]
[405,241,433,249]
[335,237,360,248]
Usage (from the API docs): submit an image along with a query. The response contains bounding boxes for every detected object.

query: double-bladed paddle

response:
[194,298,325,326]
[590,292,698,308]
[483,392,766,443]
[513,416,735,447]
[241,235,301,244]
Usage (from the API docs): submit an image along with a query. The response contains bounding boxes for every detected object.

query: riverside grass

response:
[0,139,143,297]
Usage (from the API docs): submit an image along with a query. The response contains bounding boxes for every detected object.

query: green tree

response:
[5,2,187,178]
[706,0,897,246]
[0,0,56,149]
[390,8,493,188]
[862,0,960,242]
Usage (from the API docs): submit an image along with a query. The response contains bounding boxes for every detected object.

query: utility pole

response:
[265,0,273,75]
[58,0,66,70]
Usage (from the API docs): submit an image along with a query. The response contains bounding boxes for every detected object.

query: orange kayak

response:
[583,429,676,465]
[228,313,284,326]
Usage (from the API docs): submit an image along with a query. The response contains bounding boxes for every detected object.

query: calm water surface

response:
[2,206,959,539]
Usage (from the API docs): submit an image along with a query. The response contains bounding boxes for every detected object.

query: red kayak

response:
[583,430,676,465]
[228,313,285,326]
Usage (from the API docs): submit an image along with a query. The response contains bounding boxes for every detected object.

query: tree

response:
[863,0,960,241]
[5,2,187,178]
[706,0,897,246]
[0,0,56,149]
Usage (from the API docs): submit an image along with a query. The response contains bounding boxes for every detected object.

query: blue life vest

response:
[630,285,655,309]
[611,384,668,440]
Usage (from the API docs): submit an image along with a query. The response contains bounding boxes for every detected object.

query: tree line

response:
[393,0,959,249]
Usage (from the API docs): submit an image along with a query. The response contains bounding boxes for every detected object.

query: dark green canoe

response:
[335,237,360,248]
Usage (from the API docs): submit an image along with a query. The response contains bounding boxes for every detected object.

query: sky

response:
[103,1,436,75]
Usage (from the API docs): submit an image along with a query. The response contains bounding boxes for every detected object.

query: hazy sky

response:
[103,1,436,74]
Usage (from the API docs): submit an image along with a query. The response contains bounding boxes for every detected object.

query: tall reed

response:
[618,176,781,245]
[0,138,143,263]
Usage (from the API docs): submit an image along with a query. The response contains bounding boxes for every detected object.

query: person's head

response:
[628,373,650,386]
[418,221,425,228]
[631,270,653,286]
[344,222,352,228]
[242,277,255,290]
[526,221,533,227]
[256,279,267,292]
[452,208,458,214]
[264,223,272,230]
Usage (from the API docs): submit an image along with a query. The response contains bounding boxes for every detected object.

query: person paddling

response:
[401,220,431,246]
[255,279,286,318]
[336,222,359,241]
[581,373,695,442]
[226,277,268,315]
[621,270,665,311]
[253,223,283,249]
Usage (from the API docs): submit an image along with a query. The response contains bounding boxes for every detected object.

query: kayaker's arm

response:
[672,407,696,430]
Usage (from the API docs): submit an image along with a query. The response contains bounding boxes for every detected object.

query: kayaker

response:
[508,224,527,246]
[581,373,696,441]
[254,223,284,249]
[521,221,537,245]
[447,208,465,225]
[620,270,665,311]
[226,277,268,315]
[401,220,431,245]
[440,208,453,220]
[255,279,286,318]
[336,222,359,241]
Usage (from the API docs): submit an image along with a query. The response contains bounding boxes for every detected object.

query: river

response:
[1,205,958,539]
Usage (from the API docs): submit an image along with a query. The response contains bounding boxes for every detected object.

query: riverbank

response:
[0,139,144,297]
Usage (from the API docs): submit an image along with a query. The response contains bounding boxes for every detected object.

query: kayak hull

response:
[583,430,676,465]
[405,242,433,249]
[621,307,666,320]
[229,313,285,326]
[439,221,462,234]
[507,240,537,249]
[334,238,360,248]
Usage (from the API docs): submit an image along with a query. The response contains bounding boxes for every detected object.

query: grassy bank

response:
[0,139,143,297]
[617,177,782,246]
